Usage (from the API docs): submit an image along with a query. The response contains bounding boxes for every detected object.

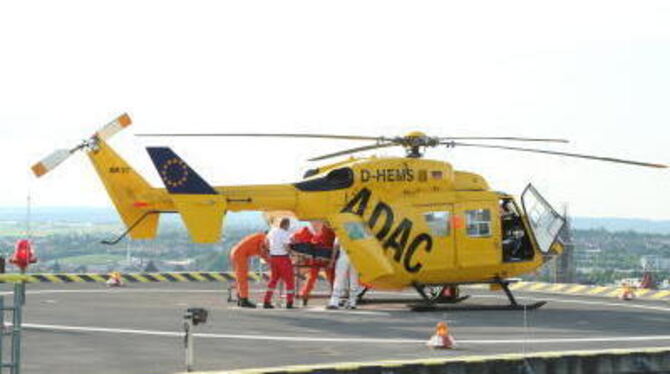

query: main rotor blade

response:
[136,133,383,141]
[308,143,398,161]
[440,137,569,143]
[445,142,668,168]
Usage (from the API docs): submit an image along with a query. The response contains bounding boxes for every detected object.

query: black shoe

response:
[286,302,294,309]
[238,298,257,308]
[326,305,339,310]
[263,302,274,309]
[302,298,308,307]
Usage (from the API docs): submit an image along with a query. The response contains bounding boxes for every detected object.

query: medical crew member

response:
[299,222,336,306]
[327,238,359,310]
[291,225,314,245]
[263,217,296,309]
[230,232,268,308]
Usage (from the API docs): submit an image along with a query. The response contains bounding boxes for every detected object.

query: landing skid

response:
[358,295,470,305]
[409,280,547,312]
[357,285,470,305]
[410,301,547,312]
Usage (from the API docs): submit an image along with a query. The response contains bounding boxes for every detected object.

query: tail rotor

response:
[31,113,132,177]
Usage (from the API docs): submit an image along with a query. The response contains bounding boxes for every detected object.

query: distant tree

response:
[74,265,88,273]
[173,264,186,272]
[51,261,61,273]
[203,253,230,272]
[144,260,159,272]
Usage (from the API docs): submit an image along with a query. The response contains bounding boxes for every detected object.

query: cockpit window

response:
[343,222,372,240]
[466,209,491,237]
[294,167,354,192]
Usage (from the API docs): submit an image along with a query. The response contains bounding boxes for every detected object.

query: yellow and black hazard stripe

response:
[500,281,670,301]
[0,269,330,284]
[0,272,242,284]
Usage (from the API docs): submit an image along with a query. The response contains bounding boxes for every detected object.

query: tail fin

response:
[146,147,217,195]
[87,140,159,239]
[146,147,226,243]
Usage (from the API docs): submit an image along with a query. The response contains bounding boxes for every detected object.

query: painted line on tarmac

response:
[21,322,670,346]
[13,288,670,314]
[302,307,390,316]
[226,306,391,316]
[9,289,392,316]
[23,323,423,344]
[13,289,391,316]
[538,296,670,313]
[474,294,670,314]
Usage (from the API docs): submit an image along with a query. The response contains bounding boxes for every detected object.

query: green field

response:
[0,222,123,236]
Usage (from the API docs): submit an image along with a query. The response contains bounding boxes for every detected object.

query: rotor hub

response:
[399,131,440,158]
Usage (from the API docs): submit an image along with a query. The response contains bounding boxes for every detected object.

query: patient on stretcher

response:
[289,221,336,306]
[289,223,335,260]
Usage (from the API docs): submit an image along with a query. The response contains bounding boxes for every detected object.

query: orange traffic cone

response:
[106,272,124,287]
[426,321,455,349]
[619,284,635,301]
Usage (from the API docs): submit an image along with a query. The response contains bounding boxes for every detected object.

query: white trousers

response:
[328,250,359,307]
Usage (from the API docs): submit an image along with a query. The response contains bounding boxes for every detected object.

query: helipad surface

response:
[9,282,670,373]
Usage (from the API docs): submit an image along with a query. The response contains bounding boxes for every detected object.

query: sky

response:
[0,0,669,220]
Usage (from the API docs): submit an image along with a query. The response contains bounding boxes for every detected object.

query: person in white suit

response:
[327,238,359,310]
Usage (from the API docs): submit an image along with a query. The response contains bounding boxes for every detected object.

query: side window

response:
[423,211,450,237]
[343,222,372,241]
[466,209,491,237]
[294,168,354,191]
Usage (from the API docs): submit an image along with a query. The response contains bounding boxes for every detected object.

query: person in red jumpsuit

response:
[229,232,268,308]
[297,222,336,306]
[291,225,315,246]
[263,218,295,309]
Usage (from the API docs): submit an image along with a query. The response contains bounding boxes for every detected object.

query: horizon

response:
[1,206,670,236]
[1,205,670,222]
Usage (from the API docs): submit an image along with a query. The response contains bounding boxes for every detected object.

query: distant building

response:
[641,256,670,271]
[554,213,575,283]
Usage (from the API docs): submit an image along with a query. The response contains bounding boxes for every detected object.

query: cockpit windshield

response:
[521,184,566,254]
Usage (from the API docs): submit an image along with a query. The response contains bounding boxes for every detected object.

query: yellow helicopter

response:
[32,114,666,309]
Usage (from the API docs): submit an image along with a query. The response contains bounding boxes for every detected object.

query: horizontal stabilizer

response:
[171,195,226,244]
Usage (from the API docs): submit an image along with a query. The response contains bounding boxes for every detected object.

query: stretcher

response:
[290,244,335,305]
[289,243,333,260]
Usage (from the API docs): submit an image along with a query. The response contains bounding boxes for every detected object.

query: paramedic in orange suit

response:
[298,222,336,306]
[230,232,268,308]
